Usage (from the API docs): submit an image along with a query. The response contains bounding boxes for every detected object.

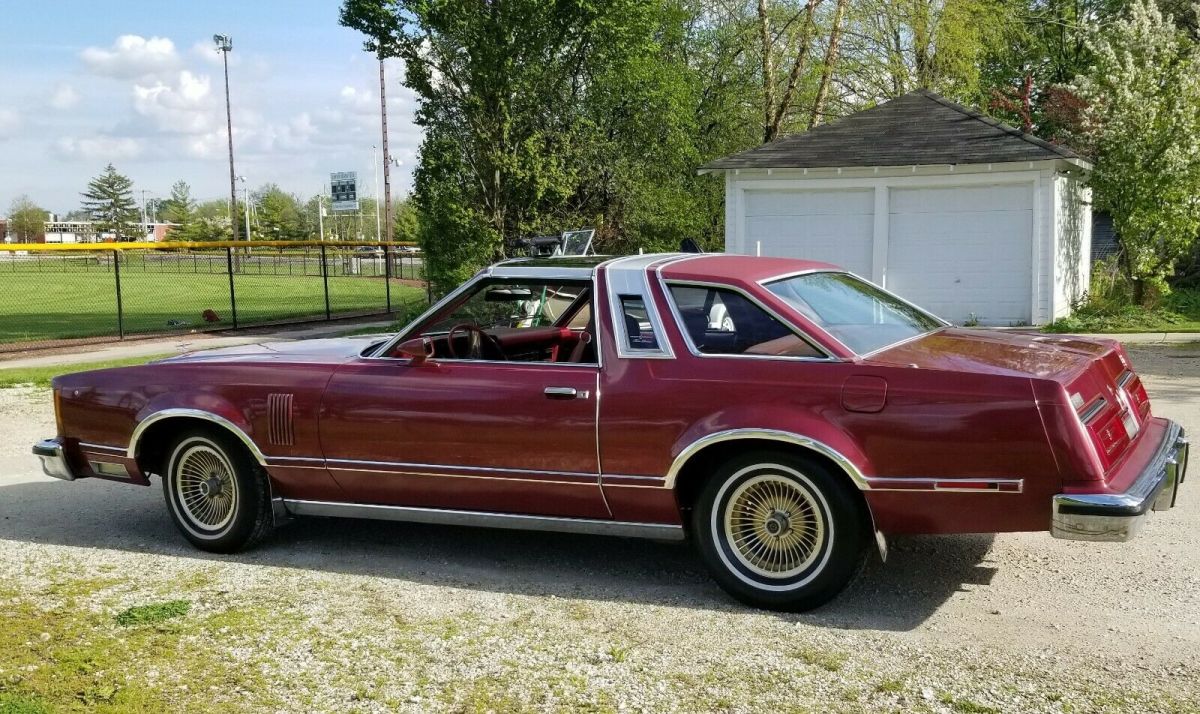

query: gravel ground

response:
[0,344,1198,712]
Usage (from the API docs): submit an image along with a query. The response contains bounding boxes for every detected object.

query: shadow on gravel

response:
[0,478,995,631]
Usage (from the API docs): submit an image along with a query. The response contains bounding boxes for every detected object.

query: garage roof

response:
[700,90,1085,171]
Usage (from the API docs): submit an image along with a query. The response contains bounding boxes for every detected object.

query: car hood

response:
[864,328,1118,381]
[159,335,392,365]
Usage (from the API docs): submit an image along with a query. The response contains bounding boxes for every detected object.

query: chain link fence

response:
[0,241,428,353]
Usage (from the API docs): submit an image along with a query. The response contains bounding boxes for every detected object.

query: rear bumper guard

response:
[1051,421,1187,542]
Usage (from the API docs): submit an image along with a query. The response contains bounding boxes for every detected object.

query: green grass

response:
[0,269,426,345]
[0,354,175,389]
[114,600,191,627]
[1044,275,1200,334]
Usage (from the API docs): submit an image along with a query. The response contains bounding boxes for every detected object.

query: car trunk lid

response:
[867,329,1150,474]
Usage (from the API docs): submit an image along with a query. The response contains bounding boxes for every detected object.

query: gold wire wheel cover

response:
[723,472,826,579]
[174,442,239,533]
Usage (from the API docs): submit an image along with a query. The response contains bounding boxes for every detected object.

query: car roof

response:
[490,253,841,282]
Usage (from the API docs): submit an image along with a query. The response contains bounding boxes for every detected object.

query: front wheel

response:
[691,451,868,611]
[162,428,273,553]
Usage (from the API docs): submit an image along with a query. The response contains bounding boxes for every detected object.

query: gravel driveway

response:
[0,344,1198,713]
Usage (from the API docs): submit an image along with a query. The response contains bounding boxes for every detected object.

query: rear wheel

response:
[691,451,867,611]
[162,428,273,553]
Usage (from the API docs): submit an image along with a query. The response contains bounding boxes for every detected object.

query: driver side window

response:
[418,280,596,364]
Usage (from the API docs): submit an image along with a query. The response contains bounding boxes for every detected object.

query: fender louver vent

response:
[267,393,295,446]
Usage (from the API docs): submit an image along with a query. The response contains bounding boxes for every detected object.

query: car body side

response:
[45,255,1155,540]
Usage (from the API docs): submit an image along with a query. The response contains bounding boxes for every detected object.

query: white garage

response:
[702,90,1093,326]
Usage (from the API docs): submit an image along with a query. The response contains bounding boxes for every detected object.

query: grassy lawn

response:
[0,271,425,345]
[0,354,176,389]
[1044,287,1200,333]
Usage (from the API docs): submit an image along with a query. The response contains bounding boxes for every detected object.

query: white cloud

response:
[49,84,80,110]
[55,135,143,160]
[0,110,19,140]
[132,70,217,135]
[81,35,179,79]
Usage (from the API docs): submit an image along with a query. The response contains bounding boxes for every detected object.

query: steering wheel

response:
[446,324,507,360]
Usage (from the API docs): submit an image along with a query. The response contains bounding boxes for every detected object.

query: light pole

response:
[237,175,251,241]
[214,33,238,242]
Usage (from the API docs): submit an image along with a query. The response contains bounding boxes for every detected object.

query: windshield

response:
[764,272,943,355]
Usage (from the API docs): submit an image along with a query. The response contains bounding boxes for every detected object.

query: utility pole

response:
[373,145,382,243]
[139,189,148,237]
[214,34,238,242]
[378,55,392,243]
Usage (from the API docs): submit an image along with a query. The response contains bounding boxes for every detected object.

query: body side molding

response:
[283,500,686,541]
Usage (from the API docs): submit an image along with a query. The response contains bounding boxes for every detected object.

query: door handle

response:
[545,386,589,400]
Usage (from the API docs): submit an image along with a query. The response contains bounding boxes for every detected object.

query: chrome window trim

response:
[756,269,950,359]
[656,277,837,362]
[127,408,266,466]
[368,268,605,369]
[604,254,685,360]
[282,499,685,541]
[1116,370,1134,389]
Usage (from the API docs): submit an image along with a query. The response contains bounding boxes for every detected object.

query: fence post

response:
[384,244,393,313]
[320,244,331,320]
[113,250,125,339]
[226,246,239,329]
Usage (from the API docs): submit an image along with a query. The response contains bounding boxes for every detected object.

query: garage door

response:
[887,184,1033,325]
[743,189,874,276]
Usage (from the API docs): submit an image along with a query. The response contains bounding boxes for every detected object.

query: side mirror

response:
[396,337,434,363]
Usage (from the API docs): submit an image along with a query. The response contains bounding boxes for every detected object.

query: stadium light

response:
[214,34,238,241]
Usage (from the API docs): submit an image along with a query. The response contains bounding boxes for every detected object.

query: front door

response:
[319,278,607,518]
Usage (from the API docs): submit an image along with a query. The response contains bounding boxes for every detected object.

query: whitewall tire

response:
[692,451,867,611]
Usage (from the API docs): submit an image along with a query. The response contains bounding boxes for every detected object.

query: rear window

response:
[765,272,942,355]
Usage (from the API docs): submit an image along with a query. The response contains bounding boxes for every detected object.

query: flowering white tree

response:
[1071,0,1200,304]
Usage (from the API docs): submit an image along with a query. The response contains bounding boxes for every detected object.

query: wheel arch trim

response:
[665,428,870,491]
[666,428,885,561]
[127,408,267,466]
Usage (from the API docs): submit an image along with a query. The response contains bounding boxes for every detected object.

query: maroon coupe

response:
[34,254,1188,610]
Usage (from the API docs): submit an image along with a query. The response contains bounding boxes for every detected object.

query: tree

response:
[347,0,694,292]
[7,195,48,243]
[159,181,196,225]
[838,0,1016,104]
[254,184,307,240]
[393,197,421,243]
[1070,0,1200,304]
[80,164,140,241]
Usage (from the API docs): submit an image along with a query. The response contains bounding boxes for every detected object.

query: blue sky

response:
[0,0,420,215]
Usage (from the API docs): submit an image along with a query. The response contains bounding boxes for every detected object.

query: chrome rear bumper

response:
[1051,421,1187,542]
[32,438,76,481]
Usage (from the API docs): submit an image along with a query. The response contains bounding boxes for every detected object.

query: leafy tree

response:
[80,164,140,241]
[1069,0,1200,304]
[393,197,420,243]
[159,181,196,226]
[838,0,1017,104]
[254,184,307,240]
[7,195,48,243]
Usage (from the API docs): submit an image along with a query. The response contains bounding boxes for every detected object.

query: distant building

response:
[41,220,178,243]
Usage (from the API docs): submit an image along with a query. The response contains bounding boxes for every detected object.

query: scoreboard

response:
[330,172,359,212]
